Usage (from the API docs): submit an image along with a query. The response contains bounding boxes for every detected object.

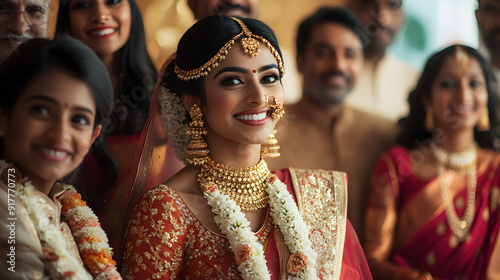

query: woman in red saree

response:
[364,45,500,279]
[122,16,372,279]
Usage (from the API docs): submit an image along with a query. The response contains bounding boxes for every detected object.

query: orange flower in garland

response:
[59,186,122,279]
[61,191,87,212]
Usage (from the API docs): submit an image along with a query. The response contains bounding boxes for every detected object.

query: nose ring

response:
[265,95,285,120]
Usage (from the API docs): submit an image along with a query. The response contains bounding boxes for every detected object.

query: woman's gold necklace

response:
[198,157,270,212]
[431,143,477,242]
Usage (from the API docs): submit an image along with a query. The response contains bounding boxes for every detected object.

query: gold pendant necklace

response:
[431,143,477,242]
[198,157,270,212]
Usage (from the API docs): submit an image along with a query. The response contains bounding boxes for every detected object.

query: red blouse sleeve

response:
[364,147,428,280]
[122,186,188,279]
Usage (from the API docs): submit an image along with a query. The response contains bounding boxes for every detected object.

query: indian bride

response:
[122,15,372,279]
[0,37,121,279]
[363,45,500,279]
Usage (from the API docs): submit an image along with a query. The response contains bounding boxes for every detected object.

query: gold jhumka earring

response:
[478,108,490,131]
[261,129,280,158]
[425,106,434,132]
[186,104,209,165]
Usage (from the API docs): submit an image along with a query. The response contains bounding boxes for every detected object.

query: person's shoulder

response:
[383,54,420,76]
[385,145,409,158]
[137,184,178,208]
[478,148,500,169]
[349,107,400,136]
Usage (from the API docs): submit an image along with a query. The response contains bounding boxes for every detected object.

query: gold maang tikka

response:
[174,17,285,81]
[455,46,469,71]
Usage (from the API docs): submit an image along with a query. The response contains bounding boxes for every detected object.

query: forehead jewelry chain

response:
[175,17,284,81]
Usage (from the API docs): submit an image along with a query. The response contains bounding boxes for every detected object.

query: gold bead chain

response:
[432,143,478,242]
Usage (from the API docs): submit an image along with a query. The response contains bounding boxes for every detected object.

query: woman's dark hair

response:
[0,36,112,126]
[0,36,113,185]
[162,15,284,103]
[56,0,157,199]
[399,44,500,150]
[57,0,156,134]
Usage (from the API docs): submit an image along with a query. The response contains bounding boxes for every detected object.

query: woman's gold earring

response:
[186,104,209,165]
[261,129,280,158]
[425,107,434,132]
[478,108,490,131]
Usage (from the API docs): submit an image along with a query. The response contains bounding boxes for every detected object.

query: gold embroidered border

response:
[289,168,347,280]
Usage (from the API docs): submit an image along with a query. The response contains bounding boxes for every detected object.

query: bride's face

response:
[202,42,284,147]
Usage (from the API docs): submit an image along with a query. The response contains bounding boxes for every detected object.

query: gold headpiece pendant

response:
[175,17,285,81]
[454,46,469,71]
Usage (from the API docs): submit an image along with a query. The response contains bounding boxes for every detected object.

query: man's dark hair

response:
[296,6,367,55]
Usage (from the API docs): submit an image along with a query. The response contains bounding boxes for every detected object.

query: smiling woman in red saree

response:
[364,45,500,280]
[121,15,372,279]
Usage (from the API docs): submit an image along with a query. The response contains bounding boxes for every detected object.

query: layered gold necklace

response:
[198,157,270,212]
[431,143,478,242]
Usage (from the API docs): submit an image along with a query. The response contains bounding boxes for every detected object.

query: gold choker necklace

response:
[431,143,478,242]
[198,157,270,212]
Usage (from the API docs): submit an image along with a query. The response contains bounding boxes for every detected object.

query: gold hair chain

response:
[175,17,284,81]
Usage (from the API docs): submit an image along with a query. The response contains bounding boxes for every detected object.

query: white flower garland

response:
[1,161,121,279]
[202,175,318,279]
[266,176,317,279]
[15,180,92,279]
[158,86,189,163]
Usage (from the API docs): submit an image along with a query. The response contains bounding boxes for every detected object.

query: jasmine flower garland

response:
[200,174,318,279]
[1,161,121,279]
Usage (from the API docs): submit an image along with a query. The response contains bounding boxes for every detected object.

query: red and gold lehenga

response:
[123,168,372,279]
[364,145,500,279]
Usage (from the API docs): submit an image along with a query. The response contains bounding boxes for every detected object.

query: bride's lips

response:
[87,26,117,40]
[234,109,270,126]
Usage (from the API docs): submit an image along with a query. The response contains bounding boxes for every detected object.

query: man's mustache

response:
[214,3,252,16]
[366,23,395,38]
[0,33,34,40]
[320,70,350,83]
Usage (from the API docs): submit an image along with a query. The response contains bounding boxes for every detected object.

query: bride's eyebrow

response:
[214,64,278,79]
[214,67,248,78]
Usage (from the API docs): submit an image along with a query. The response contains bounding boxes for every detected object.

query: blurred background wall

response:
[134,0,345,69]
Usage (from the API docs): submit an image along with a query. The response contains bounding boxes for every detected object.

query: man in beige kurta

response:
[267,7,399,242]
[345,0,419,121]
